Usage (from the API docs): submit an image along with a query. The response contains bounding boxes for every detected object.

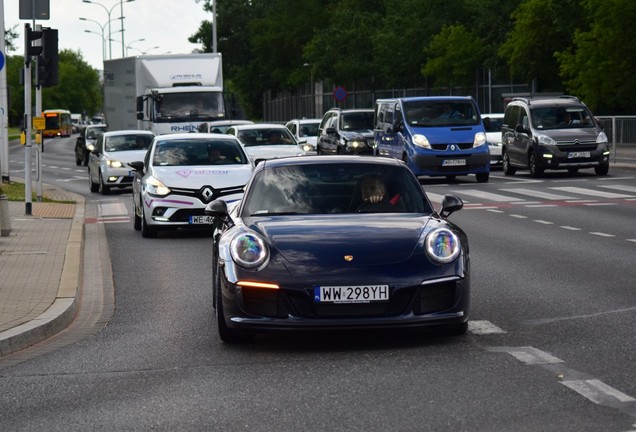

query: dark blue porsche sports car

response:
[205,155,470,342]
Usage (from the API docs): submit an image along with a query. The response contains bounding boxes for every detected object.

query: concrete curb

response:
[0,194,85,357]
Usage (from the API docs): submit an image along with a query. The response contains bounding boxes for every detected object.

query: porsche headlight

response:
[145,176,171,196]
[473,132,486,147]
[425,228,460,264]
[230,232,269,269]
[413,134,431,149]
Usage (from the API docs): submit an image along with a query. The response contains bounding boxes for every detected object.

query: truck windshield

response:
[155,92,225,122]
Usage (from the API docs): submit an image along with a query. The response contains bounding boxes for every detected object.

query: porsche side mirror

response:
[439,194,463,218]
[205,200,234,228]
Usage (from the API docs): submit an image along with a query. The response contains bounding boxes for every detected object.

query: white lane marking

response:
[468,320,506,335]
[526,204,558,208]
[627,239,636,243]
[599,184,636,193]
[500,188,576,200]
[590,232,615,237]
[551,186,634,199]
[487,209,504,213]
[561,379,636,404]
[495,347,564,365]
[98,216,131,224]
[533,219,553,225]
[522,306,636,325]
[99,202,128,217]
[560,226,581,231]
[510,214,528,219]
[583,203,617,206]
[456,189,525,202]
[464,206,499,210]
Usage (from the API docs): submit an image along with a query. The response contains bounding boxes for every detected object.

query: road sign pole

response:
[35,24,43,201]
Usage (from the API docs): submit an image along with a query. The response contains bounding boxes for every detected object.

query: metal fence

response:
[263,87,636,163]
[597,116,636,163]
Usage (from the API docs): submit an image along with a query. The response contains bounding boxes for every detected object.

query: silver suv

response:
[501,96,610,177]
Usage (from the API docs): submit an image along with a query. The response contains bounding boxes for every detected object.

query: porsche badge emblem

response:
[344,255,354,262]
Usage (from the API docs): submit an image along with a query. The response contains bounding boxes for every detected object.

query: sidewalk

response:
[0,183,84,358]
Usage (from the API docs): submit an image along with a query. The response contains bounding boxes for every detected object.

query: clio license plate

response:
[313,285,389,303]
[189,216,215,224]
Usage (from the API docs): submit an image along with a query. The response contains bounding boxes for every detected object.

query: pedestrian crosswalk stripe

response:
[550,186,634,199]
[500,188,575,200]
[455,189,524,202]
[599,184,636,193]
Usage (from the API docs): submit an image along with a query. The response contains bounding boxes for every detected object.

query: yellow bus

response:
[42,109,73,138]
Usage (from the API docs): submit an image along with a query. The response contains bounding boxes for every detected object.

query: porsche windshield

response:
[243,163,433,216]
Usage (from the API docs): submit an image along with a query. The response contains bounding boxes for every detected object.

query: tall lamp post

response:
[126,38,145,56]
[80,17,119,61]
[83,29,107,63]
[82,0,135,59]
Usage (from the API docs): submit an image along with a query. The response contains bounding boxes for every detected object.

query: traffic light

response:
[24,23,42,63]
[38,28,58,87]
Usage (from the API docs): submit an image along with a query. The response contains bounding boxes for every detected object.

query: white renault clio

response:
[130,133,254,238]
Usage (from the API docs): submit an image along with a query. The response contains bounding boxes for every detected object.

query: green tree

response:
[422,24,485,89]
[42,49,102,115]
[556,0,636,114]
[4,25,20,52]
[6,50,102,127]
[498,0,585,91]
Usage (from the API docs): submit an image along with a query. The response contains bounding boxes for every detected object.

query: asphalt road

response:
[1,136,635,431]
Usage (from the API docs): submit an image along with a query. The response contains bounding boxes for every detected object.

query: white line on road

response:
[589,232,615,237]
[489,346,564,365]
[560,226,582,231]
[561,379,636,404]
[533,219,554,225]
[551,186,634,199]
[468,320,506,335]
[510,214,528,219]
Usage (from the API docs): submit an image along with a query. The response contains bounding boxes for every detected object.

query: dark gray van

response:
[501,96,610,177]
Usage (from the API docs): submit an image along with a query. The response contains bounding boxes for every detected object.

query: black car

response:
[316,108,375,155]
[74,124,108,166]
[205,156,469,343]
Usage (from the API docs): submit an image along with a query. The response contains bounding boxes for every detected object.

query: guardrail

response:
[596,116,636,163]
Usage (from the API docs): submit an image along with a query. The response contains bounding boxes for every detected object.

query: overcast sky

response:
[3,0,210,69]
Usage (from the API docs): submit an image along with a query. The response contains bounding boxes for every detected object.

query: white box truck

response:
[103,53,225,134]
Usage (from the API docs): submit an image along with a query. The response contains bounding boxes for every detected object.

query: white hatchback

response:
[131,133,254,238]
[226,123,314,164]
[87,130,155,194]
[482,113,504,166]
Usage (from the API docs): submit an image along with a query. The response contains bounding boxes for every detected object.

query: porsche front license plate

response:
[568,151,591,158]
[442,159,466,166]
[313,285,389,303]
[189,216,215,224]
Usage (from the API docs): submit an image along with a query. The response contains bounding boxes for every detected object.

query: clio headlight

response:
[425,228,460,264]
[230,232,269,269]
[145,176,171,196]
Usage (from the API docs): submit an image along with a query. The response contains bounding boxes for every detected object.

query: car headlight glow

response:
[347,140,364,148]
[473,132,486,147]
[302,143,315,152]
[145,176,171,196]
[597,131,608,144]
[425,228,460,264]
[230,232,269,269]
[537,134,557,146]
[107,159,123,168]
[86,143,95,151]
[413,134,431,149]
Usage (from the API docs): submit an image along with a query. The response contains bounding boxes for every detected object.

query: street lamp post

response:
[126,38,145,56]
[84,30,106,63]
[82,0,135,59]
